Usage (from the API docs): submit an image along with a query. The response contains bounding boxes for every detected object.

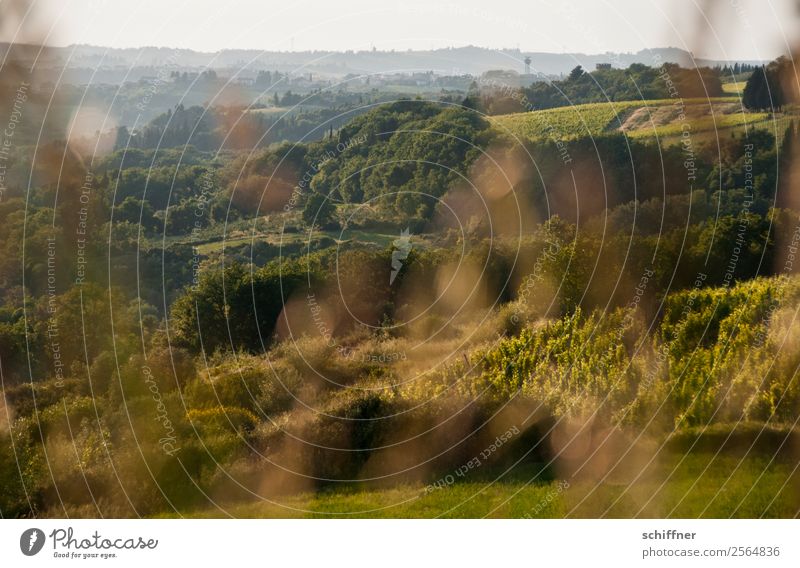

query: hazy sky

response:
[11,0,800,60]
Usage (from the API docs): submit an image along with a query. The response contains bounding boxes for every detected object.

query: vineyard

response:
[491,97,779,143]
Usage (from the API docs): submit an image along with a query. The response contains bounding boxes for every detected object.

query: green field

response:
[625,112,771,140]
[722,81,748,95]
[163,453,799,518]
[192,228,414,255]
[248,105,325,115]
[490,97,777,143]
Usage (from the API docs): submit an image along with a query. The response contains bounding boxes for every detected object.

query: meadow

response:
[491,97,782,143]
[161,452,800,518]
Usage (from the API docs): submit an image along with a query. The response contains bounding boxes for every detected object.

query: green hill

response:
[491,97,779,143]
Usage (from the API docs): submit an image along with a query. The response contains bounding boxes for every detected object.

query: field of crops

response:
[490,97,768,143]
[492,99,648,142]
[624,111,771,139]
[722,80,748,94]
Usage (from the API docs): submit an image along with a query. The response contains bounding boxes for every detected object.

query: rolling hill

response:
[491,97,785,143]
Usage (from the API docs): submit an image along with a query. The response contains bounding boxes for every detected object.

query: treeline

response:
[116,103,371,152]
[716,62,759,76]
[742,56,800,111]
[473,63,724,115]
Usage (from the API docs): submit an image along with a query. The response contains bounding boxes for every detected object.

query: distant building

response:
[596,63,612,70]
[481,69,521,88]
[411,71,434,86]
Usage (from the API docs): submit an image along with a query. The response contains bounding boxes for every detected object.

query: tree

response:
[743,66,775,110]
[743,58,794,111]
[171,260,313,353]
[115,196,157,232]
[778,122,798,208]
[114,125,130,150]
[568,65,584,81]
[302,191,335,228]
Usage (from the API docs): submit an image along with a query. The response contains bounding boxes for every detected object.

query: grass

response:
[164,453,800,518]
[722,81,748,95]
[248,105,326,116]
[493,99,654,141]
[636,112,799,147]
[193,228,411,255]
[625,112,771,140]
[490,97,764,143]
